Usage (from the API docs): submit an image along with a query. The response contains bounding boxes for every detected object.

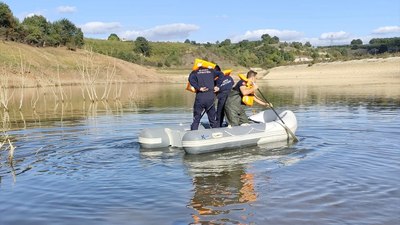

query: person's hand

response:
[265,102,273,108]
[199,87,208,92]
[252,83,258,90]
[214,86,220,93]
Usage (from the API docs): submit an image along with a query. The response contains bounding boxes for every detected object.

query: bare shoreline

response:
[253,57,400,98]
[169,57,400,97]
[261,57,400,86]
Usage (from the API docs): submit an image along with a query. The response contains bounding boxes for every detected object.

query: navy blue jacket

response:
[217,75,234,93]
[188,67,218,98]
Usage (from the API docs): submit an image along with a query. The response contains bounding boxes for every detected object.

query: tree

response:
[164,50,181,67]
[238,39,251,48]
[219,38,231,47]
[108,33,120,41]
[184,39,190,44]
[351,39,363,45]
[311,50,319,61]
[21,15,50,46]
[261,34,272,43]
[304,41,312,47]
[134,36,151,57]
[53,18,84,49]
[261,34,279,44]
[11,18,24,41]
[0,2,17,40]
[272,36,279,44]
[378,44,388,54]
[73,28,84,48]
[291,41,303,49]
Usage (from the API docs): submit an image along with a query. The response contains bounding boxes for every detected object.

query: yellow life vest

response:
[242,95,254,106]
[238,73,254,106]
[186,59,228,93]
[223,69,232,76]
[192,58,216,70]
[186,59,217,93]
[214,69,233,81]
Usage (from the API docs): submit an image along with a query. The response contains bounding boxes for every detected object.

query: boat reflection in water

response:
[183,141,296,224]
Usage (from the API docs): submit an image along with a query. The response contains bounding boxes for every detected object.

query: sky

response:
[3,0,400,46]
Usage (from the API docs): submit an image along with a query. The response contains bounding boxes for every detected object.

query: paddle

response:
[200,102,215,119]
[257,89,299,142]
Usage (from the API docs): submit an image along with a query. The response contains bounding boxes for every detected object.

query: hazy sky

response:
[3,0,400,45]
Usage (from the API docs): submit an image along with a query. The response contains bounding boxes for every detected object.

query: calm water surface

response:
[0,84,399,225]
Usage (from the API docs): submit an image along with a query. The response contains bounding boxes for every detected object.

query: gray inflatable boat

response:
[138,110,297,154]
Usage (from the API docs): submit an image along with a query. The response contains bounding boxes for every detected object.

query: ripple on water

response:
[1,102,399,225]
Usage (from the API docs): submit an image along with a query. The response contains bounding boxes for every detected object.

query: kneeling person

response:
[225,70,271,126]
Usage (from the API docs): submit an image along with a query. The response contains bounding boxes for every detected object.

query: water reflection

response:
[137,141,298,224]
[2,83,399,126]
[183,141,295,224]
[138,147,185,166]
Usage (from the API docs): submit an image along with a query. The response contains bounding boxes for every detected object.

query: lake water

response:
[0,83,399,225]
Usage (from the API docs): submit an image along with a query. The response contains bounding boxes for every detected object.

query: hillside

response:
[2,37,399,88]
[0,41,166,88]
[86,37,400,72]
[84,38,242,69]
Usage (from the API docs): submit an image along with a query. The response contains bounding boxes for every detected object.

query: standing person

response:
[215,66,234,127]
[188,66,220,130]
[225,70,271,126]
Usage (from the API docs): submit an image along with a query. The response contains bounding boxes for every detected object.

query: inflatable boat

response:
[138,110,297,154]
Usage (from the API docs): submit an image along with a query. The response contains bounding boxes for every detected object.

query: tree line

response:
[0,2,83,50]
[102,32,400,69]
[104,33,305,68]
[350,37,400,54]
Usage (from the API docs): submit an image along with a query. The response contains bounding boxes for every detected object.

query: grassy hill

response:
[86,37,400,71]
[0,41,165,88]
[84,38,242,70]
[2,36,399,88]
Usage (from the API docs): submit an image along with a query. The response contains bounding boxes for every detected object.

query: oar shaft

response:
[200,102,215,119]
[257,90,286,125]
[257,89,299,142]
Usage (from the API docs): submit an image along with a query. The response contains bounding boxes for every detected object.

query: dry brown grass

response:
[0,41,165,88]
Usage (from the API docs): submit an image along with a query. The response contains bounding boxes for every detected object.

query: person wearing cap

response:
[188,64,220,130]
[215,65,234,127]
[225,70,271,126]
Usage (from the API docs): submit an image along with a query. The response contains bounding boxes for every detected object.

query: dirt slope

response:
[0,41,165,87]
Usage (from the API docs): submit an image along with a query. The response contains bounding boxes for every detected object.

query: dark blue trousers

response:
[216,91,229,127]
[191,94,217,130]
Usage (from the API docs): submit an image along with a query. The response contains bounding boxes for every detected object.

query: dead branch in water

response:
[114,80,123,101]
[31,87,40,110]
[57,64,66,103]
[77,49,100,102]
[101,61,117,101]
[7,138,15,163]
[0,66,15,111]
[18,51,31,111]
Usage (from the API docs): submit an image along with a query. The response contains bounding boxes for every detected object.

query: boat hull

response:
[138,110,298,154]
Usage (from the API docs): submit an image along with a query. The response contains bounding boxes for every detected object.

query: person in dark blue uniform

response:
[188,66,219,130]
[215,65,234,127]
